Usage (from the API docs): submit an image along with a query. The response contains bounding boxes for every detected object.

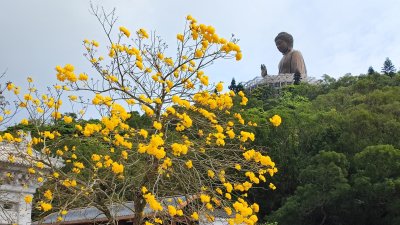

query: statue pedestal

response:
[243,73,309,90]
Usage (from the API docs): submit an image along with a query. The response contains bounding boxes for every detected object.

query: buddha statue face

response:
[275,39,291,54]
[274,32,294,55]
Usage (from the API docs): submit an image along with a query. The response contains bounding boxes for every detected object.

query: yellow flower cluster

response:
[191,212,199,220]
[171,95,191,109]
[185,160,193,169]
[111,103,131,120]
[193,91,234,111]
[153,121,162,130]
[114,134,133,149]
[170,143,189,156]
[216,82,223,92]
[55,64,78,82]
[137,28,149,39]
[168,205,183,216]
[24,195,33,204]
[137,134,166,159]
[234,113,245,125]
[63,116,73,123]
[92,94,113,106]
[39,202,53,212]
[62,179,77,187]
[269,114,282,127]
[158,157,172,173]
[239,131,255,142]
[111,162,124,174]
[242,149,277,176]
[119,26,131,37]
[196,71,209,86]
[141,105,154,116]
[44,190,53,200]
[245,171,260,184]
[187,15,223,45]
[143,190,163,211]
[238,91,248,105]
[220,42,242,61]
[227,198,258,225]
[82,123,102,137]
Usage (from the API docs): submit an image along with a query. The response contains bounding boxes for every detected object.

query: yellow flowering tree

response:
[1,8,280,225]
[0,71,20,127]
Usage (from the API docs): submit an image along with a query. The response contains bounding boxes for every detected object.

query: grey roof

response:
[37,196,188,224]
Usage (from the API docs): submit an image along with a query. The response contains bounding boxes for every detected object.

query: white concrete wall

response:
[0,185,35,225]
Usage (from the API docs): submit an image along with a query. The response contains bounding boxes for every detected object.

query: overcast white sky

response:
[1,0,400,123]
[2,0,400,85]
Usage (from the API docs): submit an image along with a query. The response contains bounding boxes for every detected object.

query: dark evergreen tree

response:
[228,78,237,92]
[228,78,245,94]
[293,72,301,85]
[381,57,396,77]
[367,66,375,75]
[236,83,244,93]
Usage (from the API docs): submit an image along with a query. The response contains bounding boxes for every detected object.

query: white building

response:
[0,132,62,225]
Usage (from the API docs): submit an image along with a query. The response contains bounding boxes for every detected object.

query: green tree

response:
[368,66,375,75]
[381,57,396,77]
[348,145,400,225]
[228,78,237,92]
[268,151,350,225]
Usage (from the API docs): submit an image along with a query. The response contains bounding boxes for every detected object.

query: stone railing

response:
[243,73,317,91]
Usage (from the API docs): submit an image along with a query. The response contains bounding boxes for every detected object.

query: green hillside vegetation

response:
[242,72,400,225]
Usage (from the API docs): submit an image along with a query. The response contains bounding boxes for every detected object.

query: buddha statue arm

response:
[290,51,307,75]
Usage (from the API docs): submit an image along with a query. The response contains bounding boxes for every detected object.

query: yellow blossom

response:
[216,82,223,92]
[168,205,177,216]
[177,33,184,42]
[119,26,131,37]
[36,162,44,169]
[191,212,199,220]
[236,52,243,61]
[153,121,162,130]
[235,164,241,170]
[24,195,33,204]
[7,82,14,91]
[20,118,29,125]
[207,170,215,178]
[185,160,193,169]
[139,129,148,138]
[138,28,149,39]
[121,150,128,159]
[91,40,99,47]
[44,190,53,200]
[144,192,163,211]
[269,115,282,127]
[141,186,148,194]
[40,202,52,212]
[78,73,88,81]
[112,162,124,174]
[63,116,73,124]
